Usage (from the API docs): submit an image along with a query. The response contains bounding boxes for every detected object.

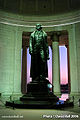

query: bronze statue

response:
[29,24,49,81]
[6,24,59,108]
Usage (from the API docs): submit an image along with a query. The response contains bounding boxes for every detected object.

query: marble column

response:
[52,32,61,96]
[68,24,79,98]
[21,46,27,94]
[68,24,80,104]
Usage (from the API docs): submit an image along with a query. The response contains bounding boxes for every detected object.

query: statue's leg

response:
[32,53,40,81]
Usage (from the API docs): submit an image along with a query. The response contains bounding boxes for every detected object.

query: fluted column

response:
[52,32,61,96]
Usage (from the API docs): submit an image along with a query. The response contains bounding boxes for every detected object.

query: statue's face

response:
[36,24,42,30]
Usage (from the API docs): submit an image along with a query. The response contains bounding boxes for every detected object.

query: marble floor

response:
[0,94,80,120]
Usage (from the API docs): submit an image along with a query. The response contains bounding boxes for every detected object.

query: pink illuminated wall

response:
[48,46,52,83]
[59,46,68,84]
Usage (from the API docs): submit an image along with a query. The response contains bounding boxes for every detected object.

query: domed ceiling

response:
[0,0,80,16]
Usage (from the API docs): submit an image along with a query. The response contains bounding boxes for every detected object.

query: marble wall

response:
[0,24,22,100]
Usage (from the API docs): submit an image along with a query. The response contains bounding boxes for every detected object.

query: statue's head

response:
[36,24,42,30]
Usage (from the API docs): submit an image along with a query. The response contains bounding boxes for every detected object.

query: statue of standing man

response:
[29,24,49,81]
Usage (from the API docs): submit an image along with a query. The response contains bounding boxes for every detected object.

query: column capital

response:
[52,31,61,42]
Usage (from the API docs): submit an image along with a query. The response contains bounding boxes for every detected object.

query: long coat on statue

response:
[29,30,49,80]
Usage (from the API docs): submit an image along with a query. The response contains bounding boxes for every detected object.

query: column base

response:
[1,92,22,103]
[69,92,80,106]
[70,92,80,96]
[1,93,11,103]
[10,92,22,101]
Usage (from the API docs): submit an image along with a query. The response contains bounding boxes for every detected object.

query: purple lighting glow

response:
[59,46,68,84]
[26,46,68,85]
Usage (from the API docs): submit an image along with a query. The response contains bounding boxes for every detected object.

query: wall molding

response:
[0,10,80,27]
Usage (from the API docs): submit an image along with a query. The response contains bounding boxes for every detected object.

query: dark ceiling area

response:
[0,0,80,16]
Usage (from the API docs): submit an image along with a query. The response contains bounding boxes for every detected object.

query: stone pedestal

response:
[6,77,74,109]
[19,77,59,108]
[6,78,59,109]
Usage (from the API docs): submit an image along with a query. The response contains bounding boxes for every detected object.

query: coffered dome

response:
[0,0,80,16]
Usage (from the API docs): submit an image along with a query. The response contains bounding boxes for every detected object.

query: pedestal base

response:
[19,79,59,108]
[6,78,74,109]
